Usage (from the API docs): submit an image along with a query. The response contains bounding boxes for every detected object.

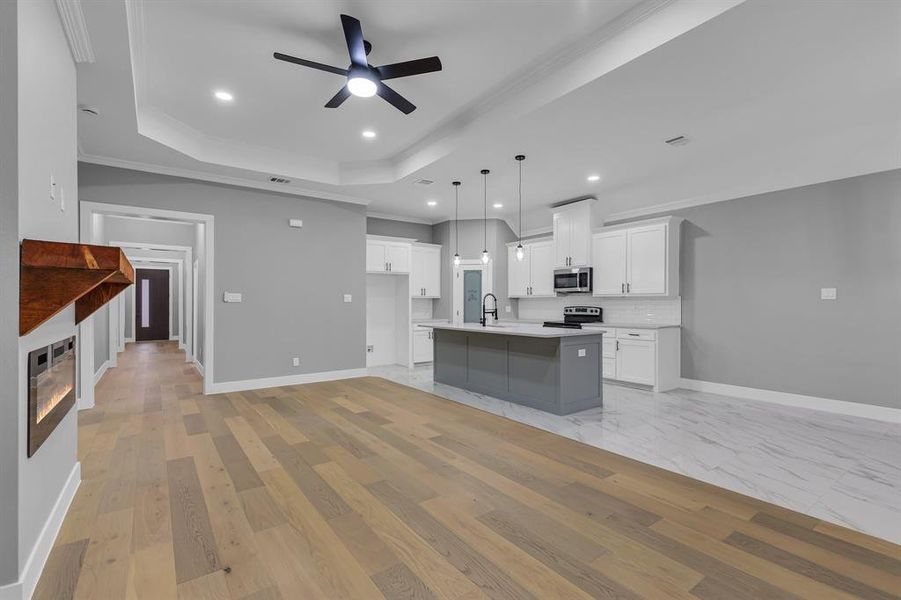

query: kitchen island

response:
[431,322,604,415]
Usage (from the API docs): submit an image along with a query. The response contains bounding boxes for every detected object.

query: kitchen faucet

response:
[480,293,498,327]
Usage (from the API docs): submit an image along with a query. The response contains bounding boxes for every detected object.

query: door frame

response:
[132,264,174,342]
[112,241,192,356]
[79,201,215,406]
[452,259,493,325]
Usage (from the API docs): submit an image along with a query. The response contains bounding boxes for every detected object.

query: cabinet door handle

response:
[628,333,639,337]
[626,282,630,293]
[385,262,388,272]
[616,340,620,351]
[621,283,625,293]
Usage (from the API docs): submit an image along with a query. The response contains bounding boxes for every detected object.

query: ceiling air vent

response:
[413,178,434,186]
[664,135,690,147]
[269,176,291,184]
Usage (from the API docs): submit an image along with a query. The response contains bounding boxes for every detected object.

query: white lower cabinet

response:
[413,328,434,363]
[615,339,656,386]
[590,326,681,392]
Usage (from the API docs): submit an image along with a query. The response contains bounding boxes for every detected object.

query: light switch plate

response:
[343,294,352,303]
[578,348,586,357]
[292,357,300,366]
[289,219,303,228]
[820,287,837,300]
[223,292,242,303]
[505,305,511,313]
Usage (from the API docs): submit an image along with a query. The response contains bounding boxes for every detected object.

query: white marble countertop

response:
[582,322,680,330]
[429,322,607,338]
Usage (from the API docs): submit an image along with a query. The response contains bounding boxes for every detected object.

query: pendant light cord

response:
[453,181,460,255]
[481,169,489,251]
[515,155,525,244]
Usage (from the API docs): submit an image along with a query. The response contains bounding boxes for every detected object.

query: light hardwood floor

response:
[35,341,901,599]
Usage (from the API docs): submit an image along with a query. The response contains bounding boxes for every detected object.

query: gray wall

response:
[9,0,80,584]
[105,215,195,247]
[432,219,518,321]
[79,163,367,383]
[622,169,901,409]
[367,216,433,242]
[94,303,109,369]
[0,0,19,583]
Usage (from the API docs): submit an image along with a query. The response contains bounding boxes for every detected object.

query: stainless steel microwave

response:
[554,267,592,294]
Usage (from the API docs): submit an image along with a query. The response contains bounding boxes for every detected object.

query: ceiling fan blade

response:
[340,14,368,66]
[376,56,442,81]
[273,52,347,76]
[325,86,351,108]
[377,81,416,114]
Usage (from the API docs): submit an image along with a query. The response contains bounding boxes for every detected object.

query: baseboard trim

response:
[680,378,901,423]
[93,359,109,385]
[0,462,81,600]
[125,337,134,343]
[192,360,204,377]
[169,335,179,341]
[207,368,367,394]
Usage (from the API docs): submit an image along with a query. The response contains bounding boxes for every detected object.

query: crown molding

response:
[365,212,436,225]
[55,0,95,63]
[77,153,371,206]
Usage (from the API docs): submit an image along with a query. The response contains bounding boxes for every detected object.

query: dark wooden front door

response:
[135,269,169,341]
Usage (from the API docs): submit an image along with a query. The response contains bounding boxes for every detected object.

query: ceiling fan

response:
[273,14,442,114]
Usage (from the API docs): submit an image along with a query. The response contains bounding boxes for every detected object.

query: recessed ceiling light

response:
[427,200,437,207]
[361,130,376,139]
[493,203,503,209]
[587,174,601,182]
[213,90,234,102]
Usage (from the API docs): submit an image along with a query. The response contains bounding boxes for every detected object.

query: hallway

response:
[34,342,901,599]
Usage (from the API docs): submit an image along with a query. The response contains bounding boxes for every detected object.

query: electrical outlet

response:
[343,294,352,303]
[366,345,374,353]
[820,287,837,300]
[504,305,511,313]
[292,357,300,366]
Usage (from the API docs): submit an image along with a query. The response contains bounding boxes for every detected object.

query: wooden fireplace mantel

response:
[19,239,135,336]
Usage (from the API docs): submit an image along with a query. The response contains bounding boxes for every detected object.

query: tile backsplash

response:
[411,298,434,321]
[516,296,681,325]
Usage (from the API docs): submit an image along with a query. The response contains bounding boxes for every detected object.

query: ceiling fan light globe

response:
[347,76,377,97]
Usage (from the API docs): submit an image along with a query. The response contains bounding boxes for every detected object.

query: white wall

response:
[6,1,80,596]
[0,0,21,586]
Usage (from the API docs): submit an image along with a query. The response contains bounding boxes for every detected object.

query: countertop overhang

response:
[429,322,607,338]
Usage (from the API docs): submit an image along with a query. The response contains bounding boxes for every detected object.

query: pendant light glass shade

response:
[452,180,461,267]
[515,154,525,261]
[480,169,490,264]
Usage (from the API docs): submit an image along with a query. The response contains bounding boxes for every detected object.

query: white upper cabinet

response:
[592,217,681,297]
[529,241,555,296]
[507,245,530,297]
[507,239,556,297]
[592,230,628,295]
[411,243,441,297]
[552,200,594,268]
[627,224,667,295]
[366,236,413,274]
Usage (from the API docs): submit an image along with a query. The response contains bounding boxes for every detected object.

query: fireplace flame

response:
[37,382,73,423]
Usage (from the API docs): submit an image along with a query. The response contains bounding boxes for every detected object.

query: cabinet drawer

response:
[616,328,657,341]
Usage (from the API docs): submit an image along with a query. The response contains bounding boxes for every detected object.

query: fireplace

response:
[27,336,76,457]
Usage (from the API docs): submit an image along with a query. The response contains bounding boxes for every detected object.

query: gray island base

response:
[431,323,604,415]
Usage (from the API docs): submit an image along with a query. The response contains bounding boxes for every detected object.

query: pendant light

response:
[480,169,490,264]
[514,154,525,261]
[452,181,461,267]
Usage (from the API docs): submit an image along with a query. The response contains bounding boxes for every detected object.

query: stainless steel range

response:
[543,305,602,329]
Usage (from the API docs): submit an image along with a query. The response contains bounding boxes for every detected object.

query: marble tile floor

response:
[368,363,901,544]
